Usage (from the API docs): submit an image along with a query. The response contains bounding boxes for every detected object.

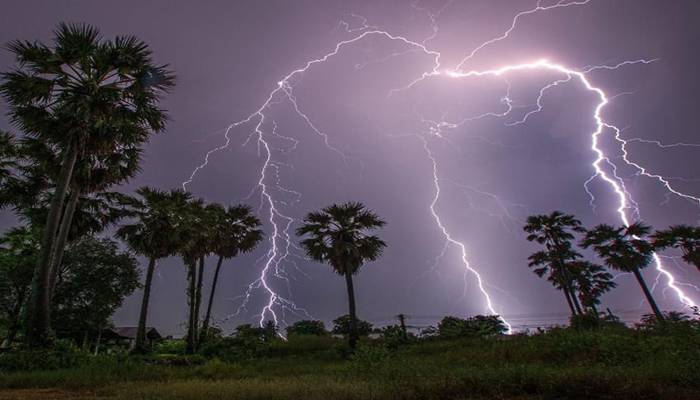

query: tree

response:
[331,315,373,337]
[177,197,211,354]
[286,320,327,336]
[297,202,386,349]
[568,260,616,315]
[582,223,664,321]
[437,315,507,338]
[116,187,190,353]
[0,227,39,348]
[201,205,262,342]
[1,23,174,347]
[51,237,140,343]
[524,211,586,316]
[652,225,700,272]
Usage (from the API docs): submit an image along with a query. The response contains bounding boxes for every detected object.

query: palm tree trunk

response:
[26,140,79,347]
[133,257,157,353]
[48,185,80,299]
[568,287,584,315]
[344,271,359,350]
[201,256,224,342]
[632,267,665,321]
[185,260,198,354]
[562,287,578,316]
[193,256,205,345]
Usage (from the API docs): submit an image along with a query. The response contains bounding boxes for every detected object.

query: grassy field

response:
[0,328,698,400]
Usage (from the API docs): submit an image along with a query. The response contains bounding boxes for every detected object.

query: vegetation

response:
[0,20,699,400]
[297,202,387,349]
[0,324,698,399]
[582,222,664,321]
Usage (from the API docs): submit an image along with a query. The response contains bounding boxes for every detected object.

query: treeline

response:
[524,211,700,323]
[0,23,392,355]
[1,22,698,360]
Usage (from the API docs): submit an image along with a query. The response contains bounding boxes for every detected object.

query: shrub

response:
[199,336,269,362]
[153,339,186,355]
[331,315,373,336]
[285,320,327,336]
[142,354,207,366]
[437,315,507,338]
[0,340,88,372]
[636,311,699,334]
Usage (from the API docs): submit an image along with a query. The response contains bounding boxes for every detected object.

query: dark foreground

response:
[0,328,698,400]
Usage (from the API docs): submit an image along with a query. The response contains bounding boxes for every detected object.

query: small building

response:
[101,326,162,349]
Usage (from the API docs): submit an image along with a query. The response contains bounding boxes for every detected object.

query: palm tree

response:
[523,211,586,316]
[116,188,190,352]
[201,205,263,341]
[1,23,174,347]
[568,260,616,316]
[296,202,386,349]
[652,225,700,272]
[177,197,211,354]
[581,223,664,321]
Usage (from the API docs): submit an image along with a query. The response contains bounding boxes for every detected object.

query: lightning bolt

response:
[184,0,698,332]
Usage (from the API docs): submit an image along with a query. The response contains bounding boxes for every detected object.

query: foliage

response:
[437,315,508,338]
[652,225,700,270]
[636,311,699,333]
[296,202,386,276]
[332,315,373,336]
[0,227,39,346]
[0,340,88,372]
[286,320,327,336]
[0,328,699,399]
[51,237,141,340]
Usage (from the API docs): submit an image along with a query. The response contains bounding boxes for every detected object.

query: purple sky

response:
[2,0,700,335]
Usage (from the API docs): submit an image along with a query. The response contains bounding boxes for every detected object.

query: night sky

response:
[2,0,699,336]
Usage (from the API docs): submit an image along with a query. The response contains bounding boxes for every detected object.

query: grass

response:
[0,328,698,399]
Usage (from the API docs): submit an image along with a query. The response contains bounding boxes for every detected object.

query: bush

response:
[636,311,699,334]
[437,315,507,338]
[153,338,186,355]
[0,340,89,372]
[199,336,269,362]
[285,320,327,336]
[142,354,207,366]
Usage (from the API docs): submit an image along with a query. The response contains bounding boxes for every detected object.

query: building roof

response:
[104,327,162,340]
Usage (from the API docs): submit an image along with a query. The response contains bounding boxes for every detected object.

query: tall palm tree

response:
[1,23,174,347]
[201,205,263,341]
[581,223,664,321]
[652,225,700,272]
[523,211,586,316]
[296,202,386,349]
[177,197,211,354]
[116,188,190,352]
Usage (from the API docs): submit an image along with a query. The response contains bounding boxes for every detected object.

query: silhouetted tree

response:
[51,237,140,343]
[524,211,585,316]
[0,227,39,348]
[437,315,507,338]
[201,205,263,341]
[568,260,616,315]
[117,188,190,353]
[285,320,327,336]
[582,223,664,321]
[297,202,386,349]
[652,225,700,272]
[331,315,373,337]
[1,23,174,347]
